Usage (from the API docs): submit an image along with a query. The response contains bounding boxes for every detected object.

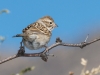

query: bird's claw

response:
[40,53,48,62]
[40,52,55,62]
[17,46,25,56]
[17,42,25,56]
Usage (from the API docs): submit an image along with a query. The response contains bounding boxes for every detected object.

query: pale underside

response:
[22,22,51,50]
[23,33,50,50]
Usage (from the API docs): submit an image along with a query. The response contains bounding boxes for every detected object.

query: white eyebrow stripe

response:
[37,20,50,31]
[37,20,46,27]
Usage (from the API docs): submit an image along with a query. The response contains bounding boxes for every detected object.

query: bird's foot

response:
[17,42,25,56]
[40,52,54,62]
[40,53,48,62]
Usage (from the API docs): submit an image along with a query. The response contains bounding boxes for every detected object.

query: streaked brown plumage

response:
[14,16,57,50]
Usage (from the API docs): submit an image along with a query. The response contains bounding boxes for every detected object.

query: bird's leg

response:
[17,41,25,56]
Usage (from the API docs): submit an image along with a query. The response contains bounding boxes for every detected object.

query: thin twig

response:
[0,36,100,64]
[0,55,18,64]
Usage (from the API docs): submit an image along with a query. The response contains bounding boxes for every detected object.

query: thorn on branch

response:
[47,54,54,57]
[79,34,89,48]
[56,37,62,43]
[84,34,89,42]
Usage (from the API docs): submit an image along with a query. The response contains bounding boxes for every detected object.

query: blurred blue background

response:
[0,0,100,52]
[1,1,100,75]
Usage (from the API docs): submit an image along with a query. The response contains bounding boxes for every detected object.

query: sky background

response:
[0,0,100,46]
[0,0,100,75]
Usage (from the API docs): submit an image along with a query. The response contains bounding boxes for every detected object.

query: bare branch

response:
[0,36,100,64]
[43,36,100,53]
[0,55,17,64]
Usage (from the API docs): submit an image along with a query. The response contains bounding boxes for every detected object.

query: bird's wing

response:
[22,22,51,36]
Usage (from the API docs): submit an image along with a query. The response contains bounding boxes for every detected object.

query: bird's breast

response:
[23,34,50,50]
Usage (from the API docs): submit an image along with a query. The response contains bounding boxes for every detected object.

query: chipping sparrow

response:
[14,16,58,50]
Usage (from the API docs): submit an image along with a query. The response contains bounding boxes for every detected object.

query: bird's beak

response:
[55,24,58,27]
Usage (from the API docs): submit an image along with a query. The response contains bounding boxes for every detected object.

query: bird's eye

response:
[50,22,52,24]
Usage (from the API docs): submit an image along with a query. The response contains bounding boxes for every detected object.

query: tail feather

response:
[13,34,25,37]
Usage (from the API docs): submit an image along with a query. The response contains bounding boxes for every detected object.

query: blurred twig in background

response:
[81,58,88,75]
[0,9,10,14]
[81,58,100,75]
[12,66,35,75]
[69,58,100,75]
[0,9,9,44]
[0,36,6,45]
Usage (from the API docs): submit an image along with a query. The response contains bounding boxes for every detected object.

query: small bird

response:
[14,16,58,50]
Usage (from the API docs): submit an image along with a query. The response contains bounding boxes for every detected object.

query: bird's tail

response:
[13,34,25,37]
